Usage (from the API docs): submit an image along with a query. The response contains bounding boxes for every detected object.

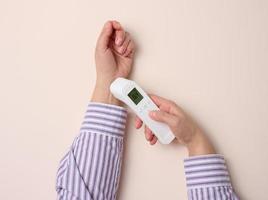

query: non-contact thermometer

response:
[110,78,175,144]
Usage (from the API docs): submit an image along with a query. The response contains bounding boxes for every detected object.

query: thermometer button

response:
[143,103,148,110]
[143,101,150,109]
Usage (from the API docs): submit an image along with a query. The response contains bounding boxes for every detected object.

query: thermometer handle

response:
[135,94,175,144]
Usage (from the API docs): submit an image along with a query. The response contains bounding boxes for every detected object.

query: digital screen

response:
[128,88,143,105]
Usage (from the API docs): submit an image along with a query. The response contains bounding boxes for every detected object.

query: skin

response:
[135,95,216,156]
[91,20,216,156]
[92,20,135,106]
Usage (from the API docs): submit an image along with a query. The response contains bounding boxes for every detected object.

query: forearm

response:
[56,20,133,200]
[186,128,216,157]
[184,154,239,200]
[56,102,127,200]
[184,130,238,199]
[91,82,122,106]
[183,126,239,199]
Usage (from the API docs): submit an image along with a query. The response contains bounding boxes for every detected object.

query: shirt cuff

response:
[80,102,127,138]
[184,154,231,189]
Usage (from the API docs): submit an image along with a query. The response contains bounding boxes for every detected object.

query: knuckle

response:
[169,100,176,106]
[104,21,111,28]
[172,117,181,127]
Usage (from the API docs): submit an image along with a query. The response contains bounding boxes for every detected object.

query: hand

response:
[135,94,216,156]
[91,20,135,105]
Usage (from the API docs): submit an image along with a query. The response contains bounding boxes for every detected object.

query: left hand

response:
[92,20,136,105]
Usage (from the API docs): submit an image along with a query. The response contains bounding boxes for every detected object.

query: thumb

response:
[149,110,177,128]
[96,21,114,51]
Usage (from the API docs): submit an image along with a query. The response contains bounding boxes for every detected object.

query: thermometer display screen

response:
[128,88,143,105]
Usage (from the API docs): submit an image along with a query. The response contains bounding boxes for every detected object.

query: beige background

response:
[1,0,268,199]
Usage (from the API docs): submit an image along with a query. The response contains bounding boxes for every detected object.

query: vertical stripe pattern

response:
[56,102,239,200]
[56,103,127,200]
[184,154,239,200]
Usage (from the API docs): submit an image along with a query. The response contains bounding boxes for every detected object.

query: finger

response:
[113,33,130,54]
[149,94,180,115]
[111,21,125,46]
[127,49,135,59]
[119,36,131,54]
[111,20,122,30]
[150,94,172,108]
[145,126,154,141]
[123,40,135,57]
[150,135,158,145]
[135,115,143,129]
[115,30,126,46]
[149,110,178,128]
[96,21,114,51]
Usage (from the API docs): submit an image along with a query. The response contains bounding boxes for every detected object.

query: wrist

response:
[91,83,122,106]
[186,128,216,156]
[95,76,114,87]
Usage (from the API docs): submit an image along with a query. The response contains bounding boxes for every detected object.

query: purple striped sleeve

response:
[184,154,239,200]
[56,102,127,200]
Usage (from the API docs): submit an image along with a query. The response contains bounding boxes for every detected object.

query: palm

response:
[112,49,133,78]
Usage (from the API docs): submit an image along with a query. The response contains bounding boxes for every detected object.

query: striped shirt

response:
[56,103,239,200]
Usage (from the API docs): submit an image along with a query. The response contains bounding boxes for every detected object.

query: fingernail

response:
[116,38,121,45]
[149,111,156,117]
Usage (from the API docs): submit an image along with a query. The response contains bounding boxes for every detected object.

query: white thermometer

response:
[110,78,175,144]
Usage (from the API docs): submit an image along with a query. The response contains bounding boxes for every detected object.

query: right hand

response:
[135,94,216,156]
